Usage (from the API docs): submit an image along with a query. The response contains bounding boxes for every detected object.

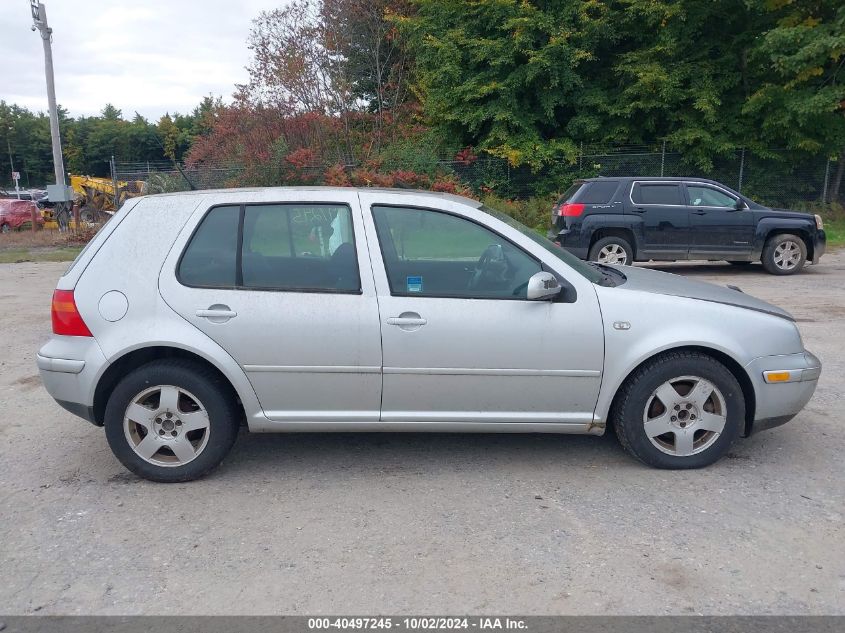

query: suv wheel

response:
[611,351,744,469]
[761,233,806,275]
[104,359,240,482]
[589,236,633,266]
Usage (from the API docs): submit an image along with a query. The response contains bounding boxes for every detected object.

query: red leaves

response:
[284,147,317,168]
[454,146,478,166]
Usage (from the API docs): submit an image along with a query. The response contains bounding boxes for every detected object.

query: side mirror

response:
[734,199,748,211]
[526,271,561,301]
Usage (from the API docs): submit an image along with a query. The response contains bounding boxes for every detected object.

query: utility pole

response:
[7,126,20,198]
[31,0,72,228]
[31,1,65,186]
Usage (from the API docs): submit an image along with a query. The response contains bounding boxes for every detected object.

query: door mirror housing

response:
[734,199,748,211]
[526,271,562,301]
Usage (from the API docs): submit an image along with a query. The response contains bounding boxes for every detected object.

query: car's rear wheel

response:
[611,351,744,469]
[761,233,806,275]
[104,359,240,482]
[589,236,633,266]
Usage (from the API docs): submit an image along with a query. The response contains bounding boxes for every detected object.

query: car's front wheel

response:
[589,236,634,266]
[761,233,806,275]
[104,359,241,482]
[611,351,744,469]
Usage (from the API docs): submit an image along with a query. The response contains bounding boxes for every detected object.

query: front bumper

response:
[745,350,821,435]
[37,335,107,426]
[812,230,826,264]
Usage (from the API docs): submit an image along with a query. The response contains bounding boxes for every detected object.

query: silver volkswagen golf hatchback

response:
[38,188,821,481]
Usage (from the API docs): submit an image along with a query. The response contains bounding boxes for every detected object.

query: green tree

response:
[398,0,612,167]
[743,0,845,199]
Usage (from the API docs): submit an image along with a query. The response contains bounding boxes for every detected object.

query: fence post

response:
[110,155,119,210]
[578,142,583,172]
[822,158,831,203]
[660,140,666,177]
[738,147,746,193]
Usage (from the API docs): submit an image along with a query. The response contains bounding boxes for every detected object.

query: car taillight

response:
[559,203,585,217]
[51,290,92,337]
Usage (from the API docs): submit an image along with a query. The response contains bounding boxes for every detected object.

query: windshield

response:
[480,204,604,284]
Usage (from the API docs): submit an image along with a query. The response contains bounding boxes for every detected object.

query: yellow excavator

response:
[69,175,146,220]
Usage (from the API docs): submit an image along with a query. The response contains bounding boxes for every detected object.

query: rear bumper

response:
[550,227,589,260]
[37,336,107,426]
[745,350,821,435]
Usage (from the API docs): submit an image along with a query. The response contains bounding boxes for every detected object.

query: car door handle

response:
[387,316,427,327]
[692,209,707,215]
[196,305,237,322]
[632,207,647,213]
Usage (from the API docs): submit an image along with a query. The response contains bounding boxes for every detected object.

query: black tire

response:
[0,223,10,234]
[611,351,744,469]
[588,235,634,266]
[104,359,241,482]
[727,261,752,266]
[761,233,806,275]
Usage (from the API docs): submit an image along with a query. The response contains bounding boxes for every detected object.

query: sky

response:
[0,0,282,120]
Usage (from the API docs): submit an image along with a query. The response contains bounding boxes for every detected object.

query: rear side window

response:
[573,180,619,204]
[558,182,582,203]
[178,205,239,287]
[178,203,360,292]
[632,183,683,205]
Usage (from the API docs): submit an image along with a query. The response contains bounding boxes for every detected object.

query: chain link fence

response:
[113,146,841,208]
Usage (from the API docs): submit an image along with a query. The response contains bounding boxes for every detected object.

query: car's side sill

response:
[248,420,605,435]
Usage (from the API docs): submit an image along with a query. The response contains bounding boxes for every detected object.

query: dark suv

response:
[551,177,826,275]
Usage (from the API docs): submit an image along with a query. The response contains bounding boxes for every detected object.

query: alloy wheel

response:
[123,385,211,467]
[597,243,628,265]
[642,375,727,457]
[773,240,802,271]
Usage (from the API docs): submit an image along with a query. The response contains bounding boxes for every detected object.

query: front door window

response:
[372,205,542,299]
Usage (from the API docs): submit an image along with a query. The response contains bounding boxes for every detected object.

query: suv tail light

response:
[51,290,92,337]
[558,203,585,217]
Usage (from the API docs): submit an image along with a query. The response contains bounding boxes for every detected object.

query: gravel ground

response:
[0,254,843,615]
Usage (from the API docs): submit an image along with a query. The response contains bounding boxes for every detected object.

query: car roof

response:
[581,176,726,185]
[141,186,483,208]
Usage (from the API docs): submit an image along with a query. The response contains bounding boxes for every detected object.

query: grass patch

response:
[0,227,90,263]
[823,218,845,249]
[0,246,82,264]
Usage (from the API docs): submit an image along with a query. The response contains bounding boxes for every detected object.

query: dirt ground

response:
[0,253,843,615]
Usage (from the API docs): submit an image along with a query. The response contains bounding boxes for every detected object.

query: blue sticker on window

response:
[406,276,423,293]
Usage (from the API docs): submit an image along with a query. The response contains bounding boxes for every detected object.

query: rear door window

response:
[687,185,736,208]
[241,204,359,292]
[632,183,683,205]
[178,203,360,292]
